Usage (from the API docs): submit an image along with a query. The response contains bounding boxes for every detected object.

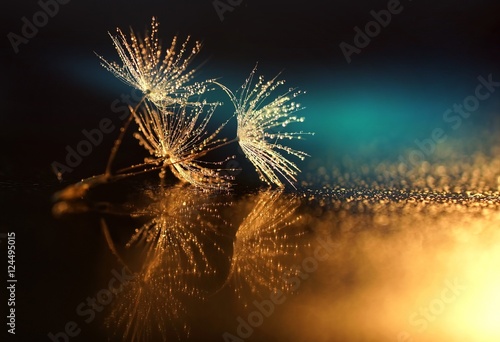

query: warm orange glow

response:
[273,182,500,342]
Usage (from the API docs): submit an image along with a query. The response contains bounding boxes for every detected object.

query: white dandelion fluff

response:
[215,65,312,188]
[132,102,234,190]
[97,17,208,109]
[92,18,314,188]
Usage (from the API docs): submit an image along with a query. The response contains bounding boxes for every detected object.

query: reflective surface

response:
[50,141,500,341]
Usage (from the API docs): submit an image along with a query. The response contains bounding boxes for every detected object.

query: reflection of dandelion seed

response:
[108,255,193,341]
[224,190,305,306]
[97,17,208,109]
[108,185,230,341]
[127,185,229,275]
[216,66,312,188]
[133,102,234,190]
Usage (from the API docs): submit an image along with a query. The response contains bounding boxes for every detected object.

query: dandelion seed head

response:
[133,102,234,190]
[218,66,312,187]
[97,17,208,109]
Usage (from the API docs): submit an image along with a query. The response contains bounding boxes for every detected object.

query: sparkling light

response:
[224,190,307,306]
[108,185,230,340]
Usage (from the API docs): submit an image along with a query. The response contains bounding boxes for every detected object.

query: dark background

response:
[1,0,500,341]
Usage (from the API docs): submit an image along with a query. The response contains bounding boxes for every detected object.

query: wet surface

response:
[39,143,500,341]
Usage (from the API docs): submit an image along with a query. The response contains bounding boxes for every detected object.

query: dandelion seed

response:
[215,65,312,188]
[133,102,234,190]
[97,17,208,109]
